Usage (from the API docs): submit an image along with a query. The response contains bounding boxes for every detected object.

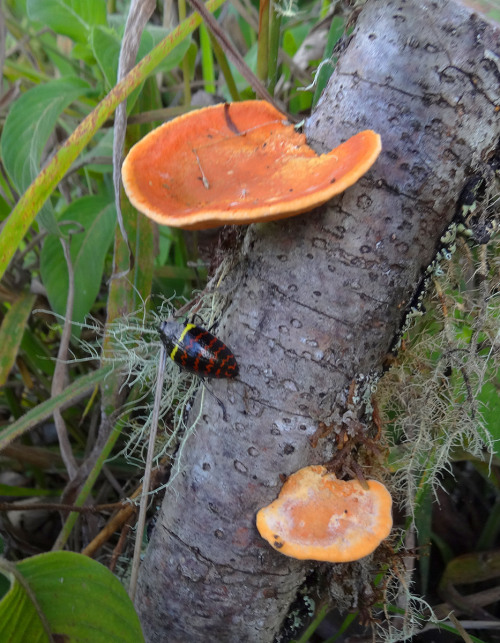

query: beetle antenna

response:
[202,381,227,422]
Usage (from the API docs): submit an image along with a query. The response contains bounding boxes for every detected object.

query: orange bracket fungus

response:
[121,100,381,230]
[256,465,392,563]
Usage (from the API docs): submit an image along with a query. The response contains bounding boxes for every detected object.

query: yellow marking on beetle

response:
[169,322,196,362]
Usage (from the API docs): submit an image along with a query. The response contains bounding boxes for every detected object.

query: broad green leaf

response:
[1,77,91,194]
[91,25,192,92]
[91,25,122,89]
[20,330,55,379]
[0,195,10,220]
[79,129,113,174]
[0,564,9,599]
[0,292,36,387]
[0,564,49,643]
[283,23,311,58]
[143,24,193,65]
[40,195,116,329]
[40,32,79,77]
[71,42,99,65]
[27,0,107,44]
[289,84,313,114]
[157,227,176,266]
[0,169,14,208]
[227,44,257,94]
[0,552,144,643]
[234,4,255,49]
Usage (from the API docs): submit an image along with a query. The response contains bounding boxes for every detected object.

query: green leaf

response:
[436,622,488,643]
[478,376,500,455]
[0,564,9,599]
[101,202,154,414]
[0,551,144,642]
[40,32,79,77]
[227,44,257,94]
[414,482,433,594]
[0,292,36,387]
[27,0,107,44]
[0,485,56,498]
[91,25,121,89]
[20,330,55,379]
[143,25,192,70]
[1,77,91,194]
[91,25,192,92]
[312,16,345,106]
[0,0,227,284]
[0,364,113,451]
[282,23,311,58]
[289,83,313,114]
[79,129,113,173]
[0,564,50,643]
[40,195,116,329]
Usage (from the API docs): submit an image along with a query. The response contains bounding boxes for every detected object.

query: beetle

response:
[158,319,239,379]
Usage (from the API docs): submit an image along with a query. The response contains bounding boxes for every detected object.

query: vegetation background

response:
[0,0,499,641]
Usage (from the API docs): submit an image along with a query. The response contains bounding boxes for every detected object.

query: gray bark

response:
[136,0,500,640]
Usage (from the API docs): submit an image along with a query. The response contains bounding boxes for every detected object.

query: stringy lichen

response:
[76,259,236,490]
[378,243,498,517]
[371,220,499,639]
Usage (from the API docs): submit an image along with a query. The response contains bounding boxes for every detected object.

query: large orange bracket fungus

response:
[121,101,381,230]
[256,465,392,563]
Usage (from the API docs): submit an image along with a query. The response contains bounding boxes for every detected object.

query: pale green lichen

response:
[379,255,498,516]
[74,258,236,493]
[372,211,499,639]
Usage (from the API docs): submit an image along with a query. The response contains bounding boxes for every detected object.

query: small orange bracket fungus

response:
[256,465,392,563]
[121,101,381,230]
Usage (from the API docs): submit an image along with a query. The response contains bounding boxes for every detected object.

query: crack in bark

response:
[237,394,313,419]
[164,525,296,579]
[248,273,355,328]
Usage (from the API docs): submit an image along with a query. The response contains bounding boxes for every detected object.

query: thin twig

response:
[193,149,210,189]
[52,238,78,479]
[447,613,475,643]
[187,0,293,118]
[81,482,144,557]
[112,0,156,276]
[0,501,127,513]
[129,345,167,602]
[109,517,135,572]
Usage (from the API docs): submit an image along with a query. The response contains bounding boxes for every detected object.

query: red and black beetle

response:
[158,319,239,379]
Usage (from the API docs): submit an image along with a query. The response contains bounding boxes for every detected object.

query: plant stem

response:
[256,0,270,83]
[178,0,192,104]
[200,22,215,93]
[210,33,240,100]
[267,1,282,95]
[52,417,124,551]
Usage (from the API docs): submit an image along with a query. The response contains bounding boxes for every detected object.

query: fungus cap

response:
[256,465,392,563]
[121,101,381,230]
